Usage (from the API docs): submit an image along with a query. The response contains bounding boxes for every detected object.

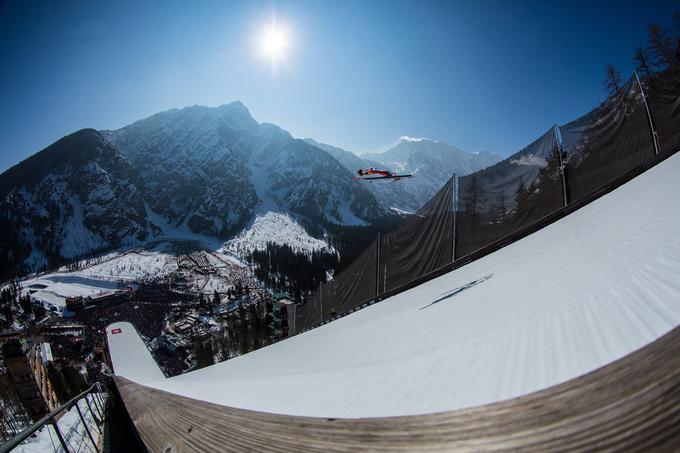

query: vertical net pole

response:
[383,265,387,294]
[451,175,457,262]
[376,231,381,298]
[319,285,323,325]
[635,71,661,156]
[553,124,569,207]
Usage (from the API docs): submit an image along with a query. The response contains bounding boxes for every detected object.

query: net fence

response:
[379,179,454,293]
[560,75,657,203]
[647,66,680,157]
[456,127,563,258]
[294,66,680,333]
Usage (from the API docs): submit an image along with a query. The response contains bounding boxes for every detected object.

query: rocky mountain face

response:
[0,101,501,279]
[0,129,153,274]
[307,137,502,213]
[1,103,383,277]
[103,103,380,236]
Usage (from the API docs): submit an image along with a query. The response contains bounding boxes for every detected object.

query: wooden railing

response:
[116,324,680,452]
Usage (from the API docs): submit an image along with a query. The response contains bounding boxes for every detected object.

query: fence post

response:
[319,285,323,325]
[383,265,387,294]
[75,402,99,452]
[90,392,104,422]
[376,232,381,297]
[50,417,70,453]
[451,175,457,262]
[634,71,661,156]
[84,395,101,433]
[553,124,569,207]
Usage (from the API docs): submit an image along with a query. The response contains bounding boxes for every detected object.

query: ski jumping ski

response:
[353,167,413,181]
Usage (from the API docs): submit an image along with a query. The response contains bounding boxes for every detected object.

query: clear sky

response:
[0,0,677,172]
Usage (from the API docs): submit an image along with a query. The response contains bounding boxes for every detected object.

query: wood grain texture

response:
[116,325,680,452]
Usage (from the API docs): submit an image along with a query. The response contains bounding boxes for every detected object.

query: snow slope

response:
[107,322,165,384]
[19,241,247,309]
[222,211,332,256]
[109,152,680,418]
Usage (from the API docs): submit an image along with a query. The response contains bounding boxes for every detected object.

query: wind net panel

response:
[560,75,656,203]
[294,284,323,332]
[379,178,454,293]
[456,128,564,258]
[330,238,378,315]
[295,239,378,331]
[647,65,680,157]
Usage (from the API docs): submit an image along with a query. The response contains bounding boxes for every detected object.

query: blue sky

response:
[0,0,677,172]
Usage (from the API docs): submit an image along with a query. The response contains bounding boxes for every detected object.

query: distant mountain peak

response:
[311,137,502,212]
[399,135,434,143]
[215,100,253,118]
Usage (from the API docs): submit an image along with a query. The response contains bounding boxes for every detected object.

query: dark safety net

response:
[559,75,657,203]
[379,178,454,293]
[456,127,564,258]
[293,69,678,335]
[295,238,378,330]
[646,65,680,157]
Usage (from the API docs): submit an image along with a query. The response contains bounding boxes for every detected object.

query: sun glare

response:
[257,20,292,69]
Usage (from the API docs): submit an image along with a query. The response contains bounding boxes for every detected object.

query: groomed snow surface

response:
[110,152,680,419]
[107,322,165,384]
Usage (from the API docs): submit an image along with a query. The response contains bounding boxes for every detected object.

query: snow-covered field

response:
[109,151,680,418]
[19,241,249,309]
[15,393,106,453]
[17,210,335,311]
[222,211,332,256]
[22,275,121,309]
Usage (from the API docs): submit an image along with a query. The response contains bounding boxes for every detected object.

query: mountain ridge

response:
[0,101,499,279]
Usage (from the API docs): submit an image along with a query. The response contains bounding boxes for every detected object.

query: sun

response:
[257,19,292,69]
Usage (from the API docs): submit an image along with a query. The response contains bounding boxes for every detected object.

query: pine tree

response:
[465,175,484,218]
[603,65,623,97]
[3,303,13,323]
[19,295,31,314]
[515,177,528,209]
[633,46,652,77]
[674,13,680,62]
[648,23,675,68]
[495,193,507,224]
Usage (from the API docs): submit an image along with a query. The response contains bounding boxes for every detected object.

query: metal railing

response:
[0,382,111,453]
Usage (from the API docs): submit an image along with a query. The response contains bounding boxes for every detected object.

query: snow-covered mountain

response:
[0,101,500,278]
[0,103,383,277]
[103,103,380,237]
[0,129,155,274]
[306,137,501,212]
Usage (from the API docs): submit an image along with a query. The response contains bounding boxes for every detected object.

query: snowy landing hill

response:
[306,137,501,212]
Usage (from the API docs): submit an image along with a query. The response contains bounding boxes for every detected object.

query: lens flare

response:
[257,19,291,70]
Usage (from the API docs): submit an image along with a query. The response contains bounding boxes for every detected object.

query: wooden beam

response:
[116,325,680,452]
